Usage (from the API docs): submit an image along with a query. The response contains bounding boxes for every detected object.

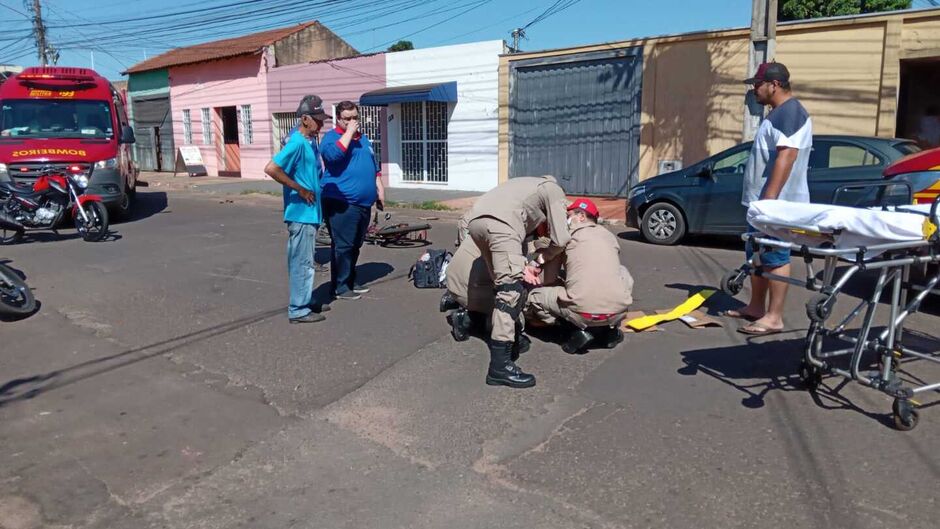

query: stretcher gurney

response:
[721,194,940,431]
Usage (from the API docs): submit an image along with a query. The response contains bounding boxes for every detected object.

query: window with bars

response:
[240,104,253,145]
[400,101,448,183]
[272,112,297,153]
[358,105,382,166]
[200,107,212,145]
[182,109,192,145]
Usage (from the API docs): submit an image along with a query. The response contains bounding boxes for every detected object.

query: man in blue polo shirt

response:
[264,95,332,323]
[320,100,385,301]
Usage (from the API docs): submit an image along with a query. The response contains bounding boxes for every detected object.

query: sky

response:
[0,0,936,80]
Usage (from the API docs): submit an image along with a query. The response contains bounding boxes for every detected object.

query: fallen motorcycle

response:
[0,166,109,244]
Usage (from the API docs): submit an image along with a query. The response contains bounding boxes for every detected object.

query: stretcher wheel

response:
[892,398,919,431]
[805,294,832,323]
[720,269,745,296]
[798,361,822,391]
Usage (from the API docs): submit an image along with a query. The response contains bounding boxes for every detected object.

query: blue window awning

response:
[359,82,457,106]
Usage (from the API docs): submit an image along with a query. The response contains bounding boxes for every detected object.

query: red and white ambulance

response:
[0,67,138,219]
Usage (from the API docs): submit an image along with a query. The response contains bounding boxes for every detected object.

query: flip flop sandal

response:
[737,324,783,336]
[719,309,759,321]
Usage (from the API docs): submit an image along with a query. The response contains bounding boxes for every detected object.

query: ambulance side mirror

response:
[119,125,136,144]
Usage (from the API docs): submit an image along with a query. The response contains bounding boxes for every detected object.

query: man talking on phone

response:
[320,101,385,301]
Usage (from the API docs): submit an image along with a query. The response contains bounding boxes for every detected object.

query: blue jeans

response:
[323,198,371,297]
[287,221,318,319]
[745,223,791,269]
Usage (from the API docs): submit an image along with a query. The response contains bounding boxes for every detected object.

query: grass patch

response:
[385,200,452,211]
[240,189,281,197]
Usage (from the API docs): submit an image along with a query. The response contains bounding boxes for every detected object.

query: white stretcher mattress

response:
[747,200,930,251]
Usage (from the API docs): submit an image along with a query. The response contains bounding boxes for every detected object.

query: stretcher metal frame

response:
[721,194,940,431]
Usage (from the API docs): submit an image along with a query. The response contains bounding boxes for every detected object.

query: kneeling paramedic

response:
[464,176,570,389]
[525,198,634,352]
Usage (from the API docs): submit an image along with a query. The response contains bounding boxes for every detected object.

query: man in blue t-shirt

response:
[264,95,332,323]
[319,100,385,301]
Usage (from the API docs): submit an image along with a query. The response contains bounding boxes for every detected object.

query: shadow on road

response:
[617,229,743,252]
[678,336,896,428]
[120,190,169,224]
[0,306,284,408]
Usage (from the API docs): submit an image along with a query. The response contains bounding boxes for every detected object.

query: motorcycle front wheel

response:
[0,262,36,316]
[75,201,109,242]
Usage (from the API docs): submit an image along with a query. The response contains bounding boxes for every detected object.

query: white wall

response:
[385,40,504,192]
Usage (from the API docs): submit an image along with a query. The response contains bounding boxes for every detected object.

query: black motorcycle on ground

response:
[0,215,35,317]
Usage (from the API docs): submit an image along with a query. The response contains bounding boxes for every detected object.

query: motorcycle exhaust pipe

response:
[0,212,24,232]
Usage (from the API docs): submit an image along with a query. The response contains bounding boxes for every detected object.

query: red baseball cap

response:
[567,197,599,218]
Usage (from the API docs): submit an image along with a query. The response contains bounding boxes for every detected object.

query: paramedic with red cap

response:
[525,197,635,353]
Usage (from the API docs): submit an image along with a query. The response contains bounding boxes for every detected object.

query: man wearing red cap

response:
[525,197,634,352]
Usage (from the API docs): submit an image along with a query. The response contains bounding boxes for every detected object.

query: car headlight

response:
[94,157,118,170]
[73,174,89,189]
[627,185,646,200]
[0,163,8,181]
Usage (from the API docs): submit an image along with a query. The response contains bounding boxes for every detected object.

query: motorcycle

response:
[0,217,35,316]
[0,260,35,317]
[0,167,109,244]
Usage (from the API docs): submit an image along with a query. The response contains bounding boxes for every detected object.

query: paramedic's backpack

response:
[410,249,452,288]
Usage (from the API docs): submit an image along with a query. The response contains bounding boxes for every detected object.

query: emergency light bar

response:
[17,67,97,84]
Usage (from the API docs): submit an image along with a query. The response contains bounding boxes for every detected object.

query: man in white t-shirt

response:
[730,62,813,336]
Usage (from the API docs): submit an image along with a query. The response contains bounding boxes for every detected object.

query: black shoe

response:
[335,291,361,300]
[512,332,531,362]
[486,340,536,388]
[449,309,471,342]
[561,329,593,354]
[440,291,460,313]
[289,312,326,324]
[312,303,331,313]
[601,327,624,349]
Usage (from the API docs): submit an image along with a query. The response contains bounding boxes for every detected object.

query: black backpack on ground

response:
[410,249,452,288]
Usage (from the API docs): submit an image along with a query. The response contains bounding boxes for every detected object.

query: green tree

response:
[387,40,415,52]
[778,0,911,21]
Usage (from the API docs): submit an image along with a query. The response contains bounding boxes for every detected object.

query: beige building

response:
[498,8,940,196]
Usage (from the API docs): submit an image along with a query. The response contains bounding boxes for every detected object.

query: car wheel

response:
[641,202,686,245]
[111,184,134,222]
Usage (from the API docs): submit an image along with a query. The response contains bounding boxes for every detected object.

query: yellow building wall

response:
[775,24,886,137]
[641,36,750,183]
[499,9,940,188]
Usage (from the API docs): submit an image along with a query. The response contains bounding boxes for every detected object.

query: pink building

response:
[125,21,357,179]
[266,54,387,183]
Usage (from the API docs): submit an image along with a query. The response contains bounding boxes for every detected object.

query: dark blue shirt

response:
[320,127,380,208]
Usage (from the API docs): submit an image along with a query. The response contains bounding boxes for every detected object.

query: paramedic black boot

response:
[562,329,593,354]
[486,340,536,388]
[600,327,624,349]
[440,291,460,313]
[449,309,471,342]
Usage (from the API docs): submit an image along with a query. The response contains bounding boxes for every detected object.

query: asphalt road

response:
[1,188,938,529]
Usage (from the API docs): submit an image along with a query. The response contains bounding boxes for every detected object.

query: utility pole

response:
[30,0,50,66]
[510,28,525,54]
[743,0,777,141]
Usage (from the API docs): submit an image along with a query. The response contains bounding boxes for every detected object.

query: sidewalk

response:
[139,172,482,212]
[138,171,627,221]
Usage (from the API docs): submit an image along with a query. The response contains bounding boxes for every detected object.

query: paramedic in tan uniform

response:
[525,198,634,353]
[465,175,570,389]
[442,215,562,346]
